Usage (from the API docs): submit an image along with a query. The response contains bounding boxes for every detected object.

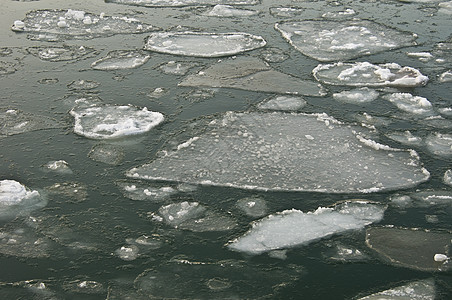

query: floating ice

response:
[313,62,429,87]
[67,79,100,90]
[269,7,305,18]
[444,169,452,186]
[439,70,452,82]
[0,225,54,258]
[62,280,105,295]
[11,9,158,40]
[144,32,266,57]
[322,9,356,19]
[385,130,423,146]
[147,87,169,99]
[257,95,306,111]
[332,87,379,104]
[157,61,199,76]
[91,50,150,70]
[88,144,124,165]
[410,190,452,206]
[44,182,88,204]
[0,108,61,136]
[42,160,73,174]
[325,243,369,263]
[365,227,452,271]
[228,201,385,254]
[236,196,268,218]
[127,112,429,193]
[383,93,435,116]
[202,5,258,17]
[105,0,260,7]
[0,180,45,221]
[179,56,326,96]
[27,45,98,62]
[259,47,289,63]
[357,279,435,300]
[38,78,59,84]
[389,194,413,208]
[425,132,452,157]
[0,61,17,75]
[439,1,452,14]
[70,105,164,139]
[275,20,417,62]
[117,180,176,201]
[115,244,139,261]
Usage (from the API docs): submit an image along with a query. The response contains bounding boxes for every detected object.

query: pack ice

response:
[179,56,326,96]
[27,45,98,62]
[70,105,164,139]
[275,20,417,62]
[313,62,428,87]
[357,279,435,300]
[144,32,266,57]
[228,201,385,254]
[127,112,429,193]
[91,50,150,70]
[11,9,158,40]
[105,0,260,7]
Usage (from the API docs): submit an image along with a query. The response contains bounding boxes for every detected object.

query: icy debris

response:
[147,87,169,99]
[389,194,413,208]
[434,253,448,262]
[439,1,452,14]
[106,0,260,7]
[269,7,305,18]
[0,108,61,136]
[38,78,59,84]
[357,279,435,300]
[27,45,98,62]
[322,8,356,19]
[127,111,429,193]
[383,93,435,116]
[67,79,100,90]
[407,51,433,62]
[275,20,417,62]
[45,182,88,203]
[0,180,45,221]
[425,132,452,157]
[202,4,258,17]
[115,244,139,261]
[257,95,306,111]
[366,227,452,271]
[144,32,266,57]
[0,226,53,258]
[11,9,158,40]
[42,160,73,174]
[410,190,452,206]
[259,47,289,63]
[228,201,385,254]
[313,62,429,87]
[70,105,164,139]
[439,70,452,82]
[62,280,105,295]
[268,250,288,260]
[128,234,163,249]
[236,196,268,218]
[0,61,17,75]
[117,180,176,201]
[444,169,452,186]
[157,61,199,75]
[91,50,150,70]
[385,130,423,146]
[180,56,326,96]
[325,243,369,262]
[332,87,379,104]
[0,47,13,56]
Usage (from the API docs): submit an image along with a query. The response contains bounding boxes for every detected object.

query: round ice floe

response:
[144,32,266,57]
[0,61,17,75]
[332,87,379,104]
[88,144,124,165]
[356,279,436,300]
[313,62,429,87]
[45,182,88,204]
[91,50,150,70]
[444,169,452,186]
[236,196,268,218]
[383,93,434,116]
[0,180,45,221]
[115,244,139,261]
[62,279,105,295]
[70,105,164,139]
[257,95,306,111]
[0,226,54,258]
[67,79,100,90]
[425,132,452,157]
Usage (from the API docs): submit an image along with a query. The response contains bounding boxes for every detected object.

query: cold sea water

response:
[0,0,451,299]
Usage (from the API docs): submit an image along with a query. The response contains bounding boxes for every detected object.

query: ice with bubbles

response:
[105,0,260,7]
[144,32,266,57]
[91,50,150,70]
[236,196,268,218]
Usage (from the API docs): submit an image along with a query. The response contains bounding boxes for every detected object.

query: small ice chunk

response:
[0,108,61,136]
[0,180,45,221]
[115,245,139,261]
[91,50,150,70]
[322,9,356,19]
[88,144,124,165]
[333,87,379,104]
[12,20,25,31]
[117,180,176,201]
[157,61,199,75]
[407,51,433,62]
[389,194,413,208]
[439,1,452,14]
[236,196,268,218]
[269,7,305,18]
[105,0,260,7]
[42,160,73,174]
[425,132,452,157]
[45,182,88,204]
[444,169,452,186]
[434,253,448,262]
[257,95,307,111]
[439,70,452,82]
[383,93,434,116]
[259,47,289,63]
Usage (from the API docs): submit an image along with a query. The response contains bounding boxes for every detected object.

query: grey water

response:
[0,0,451,299]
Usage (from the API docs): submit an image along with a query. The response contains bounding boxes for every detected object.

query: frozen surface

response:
[105,0,260,7]
[44,182,88,204]
[257,95,307,111]
[11,9,158,41]
[27,45,98,62]
[313,62,429,87]
[202,5,258,17]
[70,105,164,139]
[269,7,305,18]
[127,112,429,193]
[332,87,379,104]
[144,32,266,57]
[383,93,435,116]
[366,227,452,271]
[425,132,452,157]
[357,279,435,300]
[439,1,452,14]
[0,108,61,136]
[0,180,45,221]
[228,201,385,254]
[275,20,417,62]
[91,50,150,70]
[179,56,326,96]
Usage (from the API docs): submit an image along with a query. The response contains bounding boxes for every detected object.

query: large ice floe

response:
[91,50,150,70]
[356,279,436,300]
[144,32,266,57]
[179,56,326,96]
[228,200,385,254]
[275,20,417,62]
[0,108,61,136]
[70,105,164,139]
[105,0,260,7]
[0,180,46,221]
[127,112,429,193]
[11,9,158,41]
[366,227,451,271]
[313,62,429,87]
[26,45,99,62]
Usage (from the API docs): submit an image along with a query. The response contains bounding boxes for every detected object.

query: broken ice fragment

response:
[259,47,289,63]
[275,20,417,62]
[91,50,150,70]
[127,111,429,193]
[332,87,379,104]
[383,93,435,116]
[144,32,266,57]
[27,45,98,62]
[257,95,306,111]
[45,182,88,204]
[88,144,124,165]
[356,279,435,300]
[439,1,452,14]
[269,7,305,18]
[322,8,357,19]
[42,160,73,174]
[67,79,100,90]
[115,244,139,261]
[439,70,452,82]
[313,62,429,87]
[105,0,260,7]
[70,105,164,139]
[0,225,54,258]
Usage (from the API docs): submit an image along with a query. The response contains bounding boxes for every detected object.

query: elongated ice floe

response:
[144,32,266,57]
[313,62,429,87]
[202,4,258,17]
[11,9,158,41]
[105,0,260,7]
[332,87,379,104]
[127,112,429,193]
[70,105,164,139]
[357,279,436,300]
[27,45,99,62]
[228,201,385,254]
[91,50,150,70]
[275,20,417,62]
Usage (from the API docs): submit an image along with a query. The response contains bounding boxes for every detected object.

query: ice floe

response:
[0,61,17,75]
[0,180,46,221]
[269,7,305,18]
[179,56,326,96]
[144,32,266,57]
[228,200,385,254]
[444,169,452,186]
[439,1,452,14]
[117,180,176,201]
[127,111,429,193]
[91,50,150,70]
[425,132,452,157]
[259,47,289,63]
[383,93,435,116]
[275,20,417,62]
[157,61,199,75]
[385,130,423,146]
[0,225,54,258]
[11,9,158,41]
[313,62,429,87]
[88,144,124,165]
[439,70,452,82]
[27,45,98,62]
[410,190,452,206]
[236,196,268,218]
[257,95,307,111]
[366,227,451,271]
[322,9,356,19]
[62,279,105,295]
[201,4,258,17]
[67,79,100,90]
[115,244,140,261]
[70,105,164,139]
[324,242,369,263]
[44,182,88,204]
[105,0,260,7]
[332,87,379,104]
[357,279,435,300]
[0,108,61,136]
[42,160,73,174]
